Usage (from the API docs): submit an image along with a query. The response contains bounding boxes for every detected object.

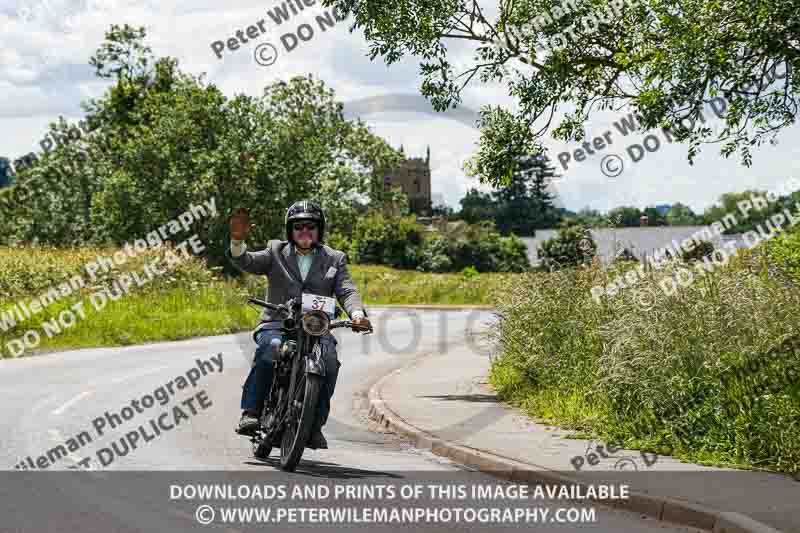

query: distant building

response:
[383,145,432,216]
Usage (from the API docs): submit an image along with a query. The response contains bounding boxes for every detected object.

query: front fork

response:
[261,337,325,430]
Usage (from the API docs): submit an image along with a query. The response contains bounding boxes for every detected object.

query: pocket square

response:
[325,266,337,279]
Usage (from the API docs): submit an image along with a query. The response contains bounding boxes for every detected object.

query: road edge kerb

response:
[365,364,784,533]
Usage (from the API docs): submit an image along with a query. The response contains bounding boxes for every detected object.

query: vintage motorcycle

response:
[245,295,372,471]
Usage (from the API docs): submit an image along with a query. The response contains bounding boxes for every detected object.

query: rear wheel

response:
[279,373,322,472]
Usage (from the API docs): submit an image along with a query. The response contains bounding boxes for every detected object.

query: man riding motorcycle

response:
[226,200,371,449]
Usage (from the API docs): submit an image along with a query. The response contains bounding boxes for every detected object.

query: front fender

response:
[305,342,326,376]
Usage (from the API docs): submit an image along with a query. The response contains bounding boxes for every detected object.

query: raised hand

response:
[230,207,255,241]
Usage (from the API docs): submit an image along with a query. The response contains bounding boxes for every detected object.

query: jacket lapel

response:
[281,243,303,284]
[306,245,328,284]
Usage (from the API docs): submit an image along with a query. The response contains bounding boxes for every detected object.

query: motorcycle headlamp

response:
[301,310,330,336]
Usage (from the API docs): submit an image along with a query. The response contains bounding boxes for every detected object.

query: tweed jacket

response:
[226,240,366,334]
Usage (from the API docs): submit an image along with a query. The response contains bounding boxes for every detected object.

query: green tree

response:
[607,206,643,227]
[643,206,667,226]
[701,189,799,234]
[570,207,607,227]
[431,201,454,217]
[346,211,424,269]
[435,220,530,272]
[493,154,560,235]
[457,188,497,224]
[537,222,597,269]
[322,0,797,186]
[666,202,698,225]
[2,24,402,271]
[0,158,13,188]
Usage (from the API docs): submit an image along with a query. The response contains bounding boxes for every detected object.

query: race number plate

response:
[302,293,336,317]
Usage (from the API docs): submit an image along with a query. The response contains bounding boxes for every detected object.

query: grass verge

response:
[488,247,800,475]
[0,246,510,358]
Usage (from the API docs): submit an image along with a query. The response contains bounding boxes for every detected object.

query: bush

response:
[341,215,531,273]
[324,231,350,258]
[765,226,800,281]
[435,221,531,273]
[346,212,424,269]
[461,265,479,278]
[537,224,596,270]
[613,244,638,263]
[417,235,453,273]
[680,240,715,262]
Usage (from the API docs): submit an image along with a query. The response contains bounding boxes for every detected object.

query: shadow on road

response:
[244,458,405,480]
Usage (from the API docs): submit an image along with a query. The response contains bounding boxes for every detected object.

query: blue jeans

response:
[241,327,340,432]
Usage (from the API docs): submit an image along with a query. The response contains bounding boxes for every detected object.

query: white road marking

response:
[52,389,95,416]
[50,364,168,416]
[109,364,169,384]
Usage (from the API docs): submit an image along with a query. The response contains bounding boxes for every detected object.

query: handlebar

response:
[330,320,373,334]
[247,298,289,315]
[246,297,372,334]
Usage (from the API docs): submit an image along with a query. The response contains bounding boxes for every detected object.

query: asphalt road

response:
[0,309,699,533]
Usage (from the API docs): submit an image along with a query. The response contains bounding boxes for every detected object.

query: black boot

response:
[236,411,259,436]
[307,428,328,449]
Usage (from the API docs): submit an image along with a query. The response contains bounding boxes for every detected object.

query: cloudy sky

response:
[2,0,798,212]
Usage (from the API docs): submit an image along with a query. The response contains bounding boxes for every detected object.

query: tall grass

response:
[0,246,507,358]
[489,248,800,474]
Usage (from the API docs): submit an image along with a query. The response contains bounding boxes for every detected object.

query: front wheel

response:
[279,373,322,472]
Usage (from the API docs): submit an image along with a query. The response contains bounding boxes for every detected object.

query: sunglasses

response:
[292,222,318,232]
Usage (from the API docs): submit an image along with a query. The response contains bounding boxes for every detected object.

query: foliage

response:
[461,265,480,279]
[614,247,639,263]
[488,247,800,474]
[433,220,531,273]
[666,202,700,225]
[491,154,561,235]
[642,206,667,226]
[417,234,453,273]
[537,223,597,269]
[0,158,13,188]
[681,240,715,263]
[765,225,800,282]
[343,212,424,269]
[0,25,402,275]
[340,212,530,273]
[455,155,561,235]
[607,206,643,227]
[569,207,608,227]
[431,202,454,218]
[321,0,799,185]
[702,189,800,234]
[0,245,513,358]
[457,188,498,225]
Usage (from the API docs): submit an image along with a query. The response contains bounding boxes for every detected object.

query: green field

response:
[0,245,510,358]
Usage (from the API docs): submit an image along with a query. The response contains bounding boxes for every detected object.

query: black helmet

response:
[285,199,326,243]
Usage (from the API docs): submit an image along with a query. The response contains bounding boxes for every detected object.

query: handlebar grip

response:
[352,323,373,334]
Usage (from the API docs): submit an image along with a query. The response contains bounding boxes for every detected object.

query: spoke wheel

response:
[279,373,322,472]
